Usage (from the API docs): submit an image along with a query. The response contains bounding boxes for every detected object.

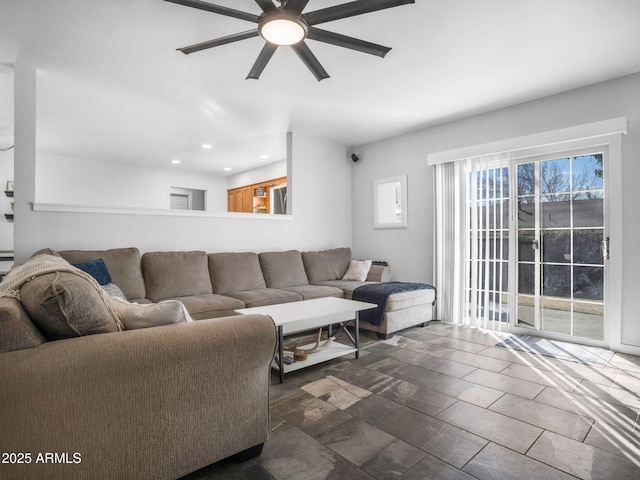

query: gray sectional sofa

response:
[0,246,434,479]
[51,246,434,337]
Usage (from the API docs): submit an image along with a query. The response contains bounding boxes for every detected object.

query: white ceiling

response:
[1,0,640,175]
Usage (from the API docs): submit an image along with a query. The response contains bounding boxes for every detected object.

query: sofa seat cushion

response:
[314,280,374,300]
[302,247,352,283]
[385,287,436,311]
[20,272,122,340]
[58,247,146,300]
[127,297,153,304]
[142,251,212,301]
[224,288,302,308]
[280,285,344,300]
[259,250,309,288]
[208,252,266,294]
[167,294,245,320]
[0,297,47,353]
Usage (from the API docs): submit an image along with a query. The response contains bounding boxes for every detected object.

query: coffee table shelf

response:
[235,297,376,382]
[274,341,358,373]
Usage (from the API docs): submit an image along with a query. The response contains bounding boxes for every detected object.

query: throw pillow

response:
[72,258,112,285]
[101,282,127,300]
[110,297,192,330]
[342,260,372,282]
[20,272,122,340]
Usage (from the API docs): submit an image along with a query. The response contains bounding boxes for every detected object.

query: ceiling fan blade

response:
[163,0,259,23]
[283,0,311,14]
[291,42,330,81]
[254,0,277,13]
[247,43,278,79]
[178,30,260,54]
[304,0,414,25]
[307,27,391,57]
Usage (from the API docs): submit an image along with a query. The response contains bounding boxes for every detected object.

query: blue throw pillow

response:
[72,258,112,286]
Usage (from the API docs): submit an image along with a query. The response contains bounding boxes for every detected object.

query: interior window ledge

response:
[31,202,293,220]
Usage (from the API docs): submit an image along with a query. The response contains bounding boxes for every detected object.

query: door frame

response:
[507,137,620,349]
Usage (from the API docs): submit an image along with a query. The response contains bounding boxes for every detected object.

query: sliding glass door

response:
[512,151,606,341]
[462,148,608,343]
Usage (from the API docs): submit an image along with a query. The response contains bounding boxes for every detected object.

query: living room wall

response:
[36,153,228,211]
[352,72,640,352]
[14,64,352,262]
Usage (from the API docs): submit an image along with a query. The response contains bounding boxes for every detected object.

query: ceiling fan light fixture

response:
[259,15,307,46]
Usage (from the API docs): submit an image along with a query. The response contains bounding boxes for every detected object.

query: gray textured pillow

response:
[58,247,146,300]
[142,251,212,301]
[20,272,122,340]
[111,297,192,330]
[208,252,266,294]
[101,283,127,300]
[302,247,352,283]
[259,250,309,288]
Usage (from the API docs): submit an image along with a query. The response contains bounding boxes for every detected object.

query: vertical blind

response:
[435,153,511,330]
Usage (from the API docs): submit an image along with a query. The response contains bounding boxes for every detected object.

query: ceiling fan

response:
[163,0,415,81]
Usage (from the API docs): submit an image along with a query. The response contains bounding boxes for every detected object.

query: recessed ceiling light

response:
[171,159,181,164]
[224,167,232,172]
[260,154,269,159]
[202,144,212,149]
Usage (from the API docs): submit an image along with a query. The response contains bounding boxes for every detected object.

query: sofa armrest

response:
[0,314,277,480]
[366,264,391,282]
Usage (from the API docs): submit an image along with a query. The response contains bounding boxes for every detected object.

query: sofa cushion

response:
[142,251,212,302]
[20,272,122,340]
[58,248,146,300]
[224,288,302,308]
[111,297,192,329]
[0,297,47,353]
[314,280,374,300]
[259,250,309,288]
[72,258,112,285]
[301,247,351,284]
[208,252,266,294]
[280,285,344,300]
[167,294,245,320]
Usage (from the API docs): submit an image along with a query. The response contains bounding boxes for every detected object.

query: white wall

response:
[227,160,287,190]
[14,65,352,262]
[36,154,228,211]
[352,72,640,351]
[351,135,434,283]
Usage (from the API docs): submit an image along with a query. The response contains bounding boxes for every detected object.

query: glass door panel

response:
[514,153,605,341]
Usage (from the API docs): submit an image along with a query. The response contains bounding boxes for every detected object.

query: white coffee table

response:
[235,297,376,383]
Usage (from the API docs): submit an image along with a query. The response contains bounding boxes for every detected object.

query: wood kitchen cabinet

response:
[227,177,286,213]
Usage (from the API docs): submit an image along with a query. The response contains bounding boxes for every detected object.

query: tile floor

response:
[184,321,640,480]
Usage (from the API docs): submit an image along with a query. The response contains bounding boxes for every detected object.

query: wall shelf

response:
[4,214,13,220]
[4,190,13,198]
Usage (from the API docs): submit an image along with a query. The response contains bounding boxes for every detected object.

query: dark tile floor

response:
[184,321,640,480]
